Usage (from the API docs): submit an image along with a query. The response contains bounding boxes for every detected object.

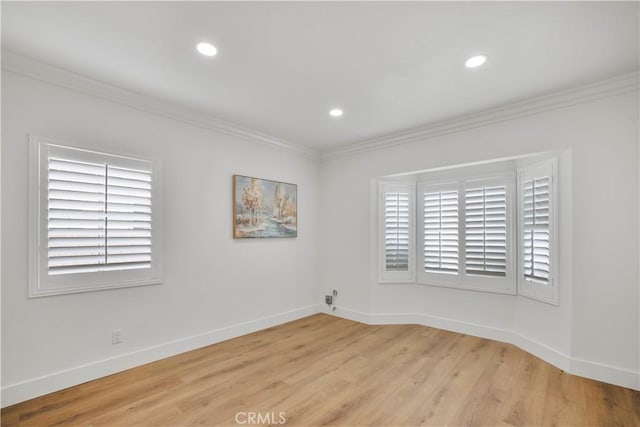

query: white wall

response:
[320,90,639,389]
[1,72,320,405]
[2,65,638,406]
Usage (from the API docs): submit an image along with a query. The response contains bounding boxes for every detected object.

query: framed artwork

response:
[233,175,297,238]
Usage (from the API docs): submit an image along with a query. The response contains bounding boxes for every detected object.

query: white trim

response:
[2,50,319,160]
[406,173,517,294]
[28,135,163,297]
[327,309,639,391]
[571,357,640,391]
[322,71,640,161]
[461,175,516,292]
[329,306,371,324]
[378,181,416,284]
[0,46,3,408]
[517,158,559,305]
[370,311,514,345]
[368,311,570,370]
[417,181,460,285]
[510,331,571,372]
[1,304,320,407]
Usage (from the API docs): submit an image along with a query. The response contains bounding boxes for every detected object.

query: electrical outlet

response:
[112,329,123,344]
[333,289,338,296]
[325,295,333,305]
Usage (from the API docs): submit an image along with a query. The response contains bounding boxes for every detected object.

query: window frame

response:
[460,175,516,294]
[28,135,162,297]
[517,158,559,305]
[416,174,516,294]
[378,181,416,284]
[417,180,460,286]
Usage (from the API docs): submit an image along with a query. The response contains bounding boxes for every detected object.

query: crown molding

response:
[1,49,320,160]
[321,70,640,161]
[3,49,637,163]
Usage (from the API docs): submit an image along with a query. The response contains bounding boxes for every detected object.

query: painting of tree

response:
[242,178,264,225]
[233,175,297,238]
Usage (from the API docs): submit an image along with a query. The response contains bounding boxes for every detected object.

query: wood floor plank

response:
[542,367,591,427]
[449,342,520,426]
[500,350,550,426]
[356,328,461,426]
[404,337,500,426]
[2,314,638,427]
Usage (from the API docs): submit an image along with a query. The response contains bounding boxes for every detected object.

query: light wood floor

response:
[2,314,639,426]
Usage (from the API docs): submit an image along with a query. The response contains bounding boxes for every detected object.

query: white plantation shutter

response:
[417,176,514,293]
[465,185,507,277]
[423,189,459,274]
[522,177,550,283]
[518,158,558,305]
[384,192,410,271]
[47,160,152,275]
[30,138,161,297]
[378,169,525,297]
[48,158,107,275]
[106,165,152,270]
[379,182,415,283]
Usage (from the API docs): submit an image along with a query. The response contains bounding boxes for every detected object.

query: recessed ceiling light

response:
[197,42,217,57]
[329,108,343,117]
[465,55,487,68]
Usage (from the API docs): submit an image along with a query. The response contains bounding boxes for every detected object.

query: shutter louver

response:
[465,185,507,277]
[384,192,410,271]
[523,177,550,284]
[47,158,152,275]
[48,158,107,275]
[106,165,152,270]
[423,190,458,274]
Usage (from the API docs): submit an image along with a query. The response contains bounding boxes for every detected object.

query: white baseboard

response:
[329,306,371,324]
[570,357,639,391]
[369,311,570,371]
[4,303,636,408]
[509,332,571,372]
[332,309,639,391]
[370,312,512,343]
[1,304,320,408]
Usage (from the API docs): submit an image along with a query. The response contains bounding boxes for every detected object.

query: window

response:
[379,182,415,283]
[464,182,508,278]
[518,158,558,304]
[29,136,161,297]
[377,157,558,303]
[418,182,460,286]
[417,176,515,293]
[423,187,459,275]
[385,192,410,271]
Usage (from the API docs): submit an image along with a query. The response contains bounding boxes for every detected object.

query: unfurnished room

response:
[1,1,639,426]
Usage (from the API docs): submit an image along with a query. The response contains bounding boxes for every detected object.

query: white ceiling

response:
[2,2,638,151]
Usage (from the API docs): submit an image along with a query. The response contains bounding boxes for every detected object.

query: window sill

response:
[517,288,559,306]
[378,279,417,285]
[378,279,517,296]
[28,278,162,298]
